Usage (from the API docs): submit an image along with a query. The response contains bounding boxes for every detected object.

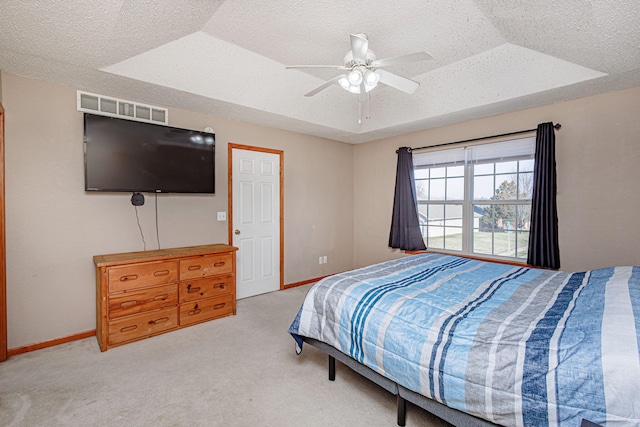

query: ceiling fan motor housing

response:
[344,50,377,69]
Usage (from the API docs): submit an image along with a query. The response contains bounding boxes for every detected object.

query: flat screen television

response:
[84,113,215,193]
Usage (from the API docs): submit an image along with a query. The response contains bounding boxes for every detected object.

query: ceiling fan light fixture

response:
[363,81,378,93]
[364,69,379,85]
[348,69,363,85]
[338,75,350,89]
[347,84,361,94]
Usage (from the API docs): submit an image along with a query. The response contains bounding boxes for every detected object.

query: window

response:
[413,137,535,261]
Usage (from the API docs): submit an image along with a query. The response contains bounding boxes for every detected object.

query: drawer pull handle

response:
[120,300,138,308]
[148,317,169,325]
[152,294,169,301]
[120,325,137,333]
[120,274,138,282]
[154,270,170,277]
[186,284,201,294]
[214,303,226,310]
[213,283,226,289]
[188,265,202,271]
[188,304,201,316]
[214,262,225,267]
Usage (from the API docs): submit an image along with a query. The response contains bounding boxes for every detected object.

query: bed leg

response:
[397,394,406,426]
[328,355,335,381]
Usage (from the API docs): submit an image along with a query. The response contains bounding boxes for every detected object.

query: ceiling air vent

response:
[76,91,168,125]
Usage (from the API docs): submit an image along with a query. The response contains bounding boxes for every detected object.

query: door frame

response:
[1,102,6,362]
[227,143,284,291]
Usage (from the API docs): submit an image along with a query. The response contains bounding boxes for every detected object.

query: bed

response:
[288,253,640,426]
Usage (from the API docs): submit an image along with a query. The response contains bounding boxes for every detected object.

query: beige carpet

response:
[0,284,451,426]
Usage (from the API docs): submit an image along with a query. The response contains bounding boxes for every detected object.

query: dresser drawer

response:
[179,274,233,303]
[109,284,178,319]
[108,307,178,346]
[180,253,233,280]
[179,294,233,326]
[107,261,178,293]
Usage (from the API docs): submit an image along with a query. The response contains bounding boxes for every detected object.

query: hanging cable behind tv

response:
[130,192,161,250]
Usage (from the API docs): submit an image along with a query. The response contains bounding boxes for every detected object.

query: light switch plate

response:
[217,211,227,221]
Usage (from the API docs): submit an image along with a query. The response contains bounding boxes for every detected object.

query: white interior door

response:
[232,148,280,299]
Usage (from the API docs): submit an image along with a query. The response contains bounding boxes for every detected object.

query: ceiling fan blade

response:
[350,33,369,63]
[370,52,433,68]
[304,75,343,97]
[376,69,420,94]
[286,65,348,70]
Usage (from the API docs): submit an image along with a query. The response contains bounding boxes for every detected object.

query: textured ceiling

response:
[1,0,639,143]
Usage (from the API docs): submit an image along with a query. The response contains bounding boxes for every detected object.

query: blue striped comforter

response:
[289,254,640,426]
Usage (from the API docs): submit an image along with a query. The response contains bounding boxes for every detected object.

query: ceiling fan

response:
[286,33,432,122]
[286,33,433,123]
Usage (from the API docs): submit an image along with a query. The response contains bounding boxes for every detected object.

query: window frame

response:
[413,137,535,263]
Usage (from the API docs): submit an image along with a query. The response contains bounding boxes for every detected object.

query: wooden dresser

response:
[94,244,237,351]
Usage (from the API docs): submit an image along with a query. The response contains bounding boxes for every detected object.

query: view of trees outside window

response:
[414,148,534,261]
[473,159,533,259]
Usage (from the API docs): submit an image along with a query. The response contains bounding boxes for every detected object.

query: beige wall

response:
[354,85,640,272]
[2,72,353,348]
[4,69,640,350]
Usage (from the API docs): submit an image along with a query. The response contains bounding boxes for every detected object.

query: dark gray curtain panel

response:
[389,147,427,251]
[527,122,560,269]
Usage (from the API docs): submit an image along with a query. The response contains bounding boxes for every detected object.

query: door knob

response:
[234,229,241,235]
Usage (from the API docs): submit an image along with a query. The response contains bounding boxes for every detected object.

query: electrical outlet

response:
[319,256,323,265]
[323,256,327,264]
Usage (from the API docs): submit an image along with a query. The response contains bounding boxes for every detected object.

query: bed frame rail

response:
[305,338,495,427]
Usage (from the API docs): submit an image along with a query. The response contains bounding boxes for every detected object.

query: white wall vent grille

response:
[76,91,168,125]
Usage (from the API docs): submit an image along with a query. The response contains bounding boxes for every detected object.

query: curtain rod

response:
[407,123,561,152]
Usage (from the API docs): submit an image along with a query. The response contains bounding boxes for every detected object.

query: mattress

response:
[289,253,640,426]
